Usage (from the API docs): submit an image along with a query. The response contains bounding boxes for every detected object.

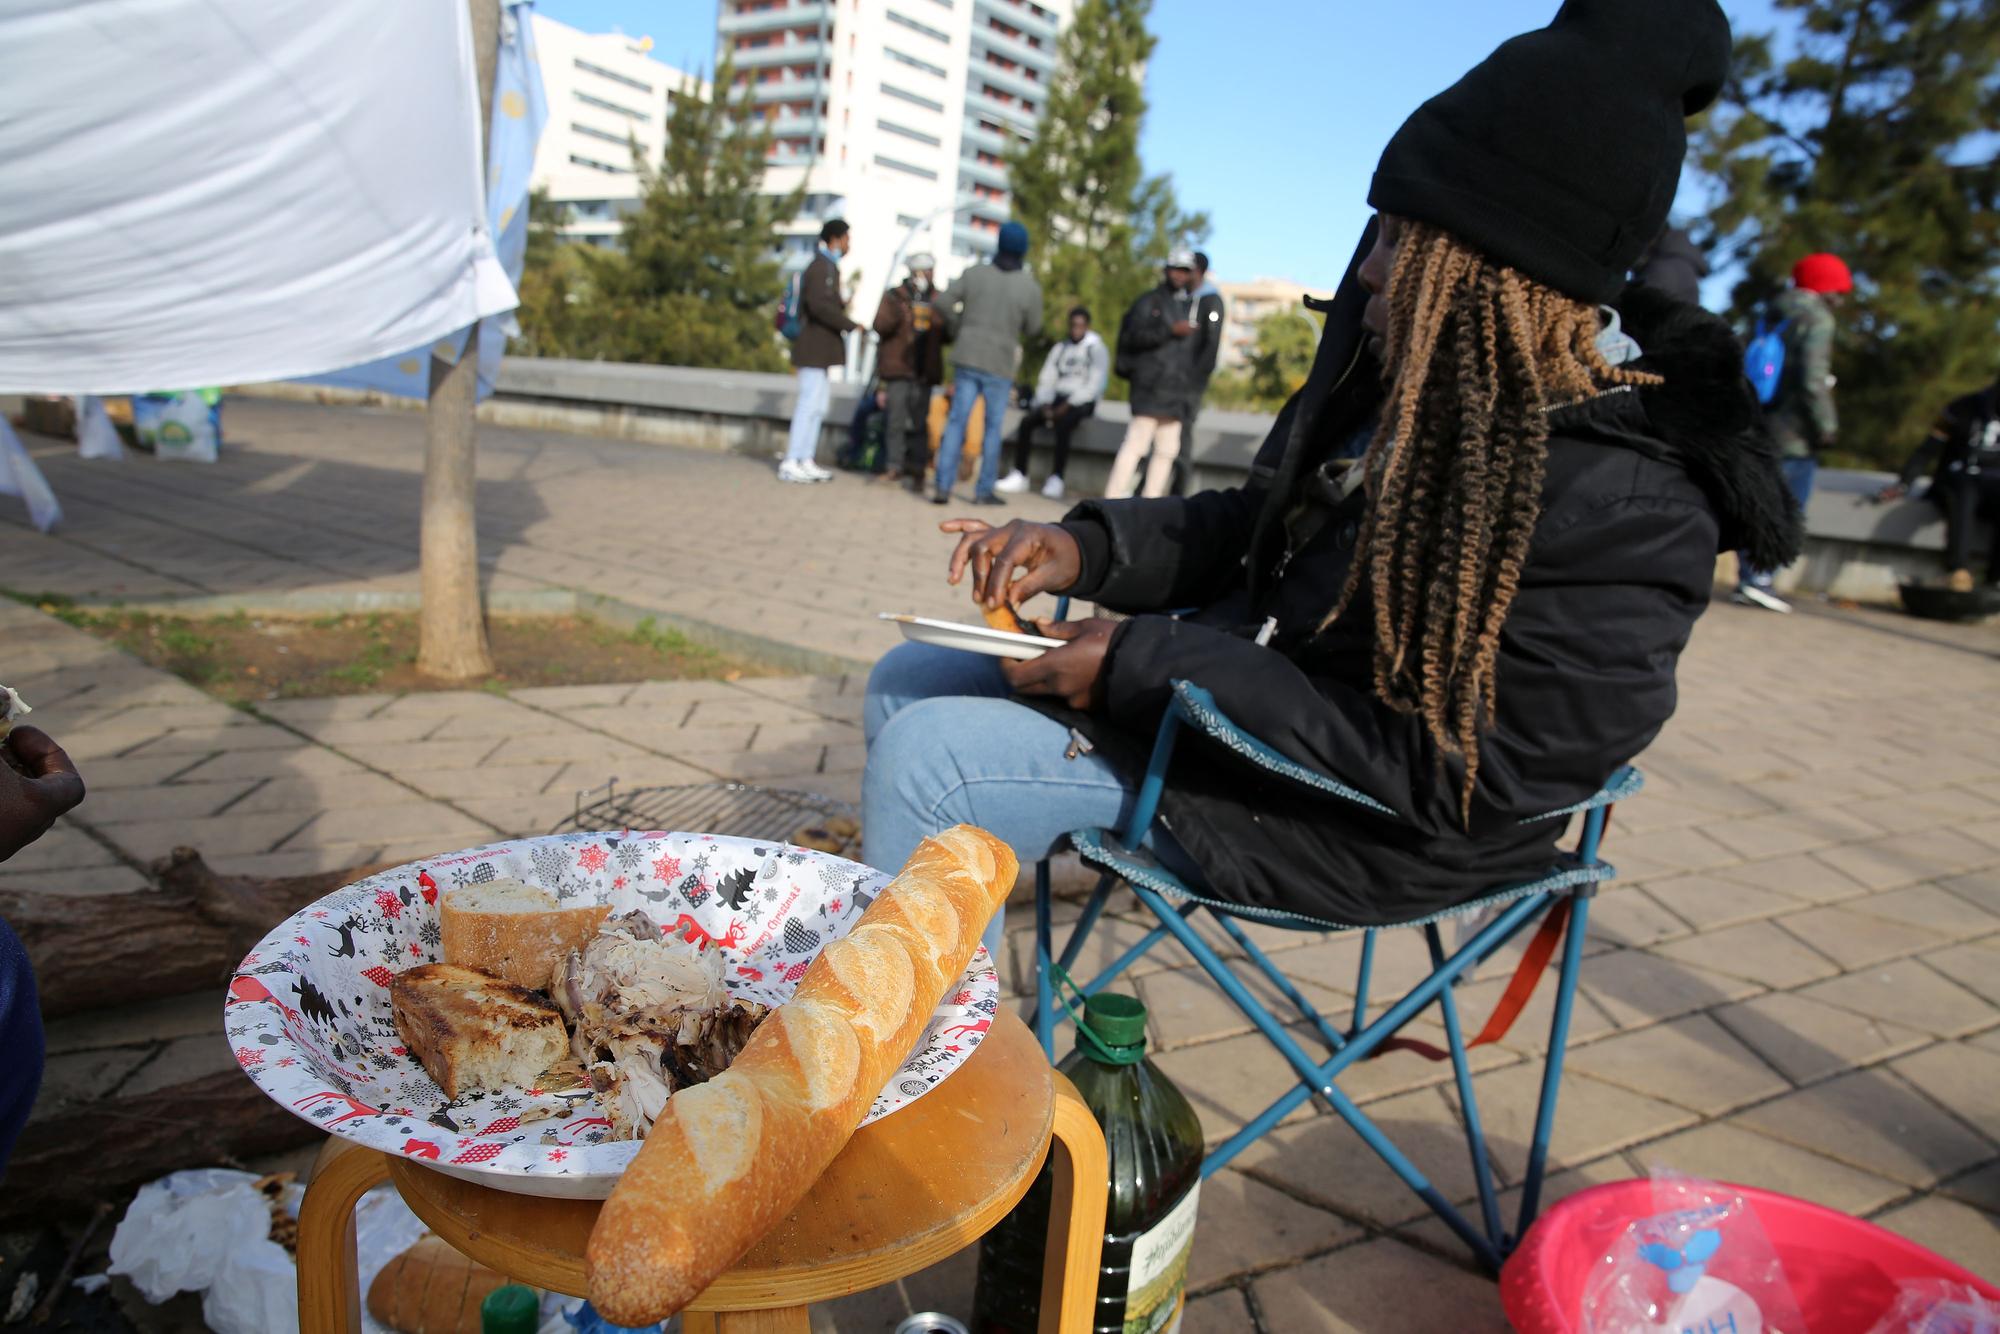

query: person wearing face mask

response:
[859,0,1801,936]
[873,253,946,491]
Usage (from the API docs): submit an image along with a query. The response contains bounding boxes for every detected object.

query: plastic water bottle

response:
[971,993,1204,1334]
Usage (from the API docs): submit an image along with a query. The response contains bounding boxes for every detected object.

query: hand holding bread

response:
[584,824,1018,1325]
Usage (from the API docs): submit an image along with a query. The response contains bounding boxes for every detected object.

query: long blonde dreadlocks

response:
[1322,222,1661,820]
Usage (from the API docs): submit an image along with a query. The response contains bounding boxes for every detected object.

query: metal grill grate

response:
[548,780,859,855]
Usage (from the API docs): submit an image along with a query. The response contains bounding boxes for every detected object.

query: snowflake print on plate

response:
[227,832,996,1200]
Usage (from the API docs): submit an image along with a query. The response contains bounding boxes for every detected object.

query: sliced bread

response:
[389,962,569,1100]
[439,878,611,990]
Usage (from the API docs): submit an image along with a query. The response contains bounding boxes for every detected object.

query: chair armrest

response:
[1167,680,1398,817]
[1519,765,1644,824]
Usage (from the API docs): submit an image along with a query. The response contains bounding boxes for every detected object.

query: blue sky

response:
[538,0,1789,293]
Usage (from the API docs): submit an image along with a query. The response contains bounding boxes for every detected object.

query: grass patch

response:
[8,595,763,703]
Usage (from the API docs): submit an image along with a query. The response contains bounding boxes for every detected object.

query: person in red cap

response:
[1735,251,1852,612]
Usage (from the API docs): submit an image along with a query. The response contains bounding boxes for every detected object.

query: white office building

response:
[529,15,700,246]
[718,0,1073,341]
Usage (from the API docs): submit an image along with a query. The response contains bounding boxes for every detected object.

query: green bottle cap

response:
[1083,992,1148,1052]
[480,1284,540,1334]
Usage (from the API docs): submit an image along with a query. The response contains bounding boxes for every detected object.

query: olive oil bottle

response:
[972,993,1204,1334]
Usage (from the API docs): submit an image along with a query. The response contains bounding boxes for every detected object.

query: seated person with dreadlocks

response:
[861,0,1801,959]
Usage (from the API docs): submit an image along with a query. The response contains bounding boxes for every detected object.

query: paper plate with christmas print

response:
[226,833,1001,1199]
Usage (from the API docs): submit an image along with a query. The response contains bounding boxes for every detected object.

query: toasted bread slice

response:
[439,878,611,990]
[390,962,568,1100]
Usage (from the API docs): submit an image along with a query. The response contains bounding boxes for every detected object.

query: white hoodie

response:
[1031,329,1110,409]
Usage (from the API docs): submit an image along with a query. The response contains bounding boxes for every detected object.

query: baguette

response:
[439,879,611,990]
[584,824,1017,1324]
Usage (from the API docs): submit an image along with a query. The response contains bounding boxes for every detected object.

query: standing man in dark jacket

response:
[1104,251,1204,499]
[859,0,1799,944]
[1878,373,2000,592]
[1734,251,1849,611]
[1166,252,1227,496]
[781,219,860,485]
[933,221,1043,505]
[872,253,944,491]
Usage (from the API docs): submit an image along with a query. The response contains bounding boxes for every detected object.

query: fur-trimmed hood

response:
[1553,283,1806,573]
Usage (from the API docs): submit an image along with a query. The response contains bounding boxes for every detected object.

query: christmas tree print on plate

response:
[226,832,1000,1199]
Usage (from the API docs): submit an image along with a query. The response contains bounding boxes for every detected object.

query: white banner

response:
[0,0,518,393]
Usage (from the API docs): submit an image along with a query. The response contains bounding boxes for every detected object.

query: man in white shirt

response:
[994,305,1109,501]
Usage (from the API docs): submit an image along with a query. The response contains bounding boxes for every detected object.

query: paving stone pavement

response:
[6,403,2000,1330]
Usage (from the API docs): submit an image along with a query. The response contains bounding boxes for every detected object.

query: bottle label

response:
[1121,1180,1199,1334]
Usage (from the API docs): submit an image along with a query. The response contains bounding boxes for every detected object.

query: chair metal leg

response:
[1210,911,1347,1054]
[1425,924,1504,1250]
[1317,1080,1505,1273]
[1035,858,1056,1058]
[1352,930,1377,1035]
[1517,886,1594,1234]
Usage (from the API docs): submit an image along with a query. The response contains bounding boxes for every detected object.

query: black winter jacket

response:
[1117,285,1206,419]
[1048,226,1802,926]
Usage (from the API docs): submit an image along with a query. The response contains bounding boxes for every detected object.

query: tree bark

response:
[1,1069,323,1227]
[0,848,392,1018]
[417,0,502,682]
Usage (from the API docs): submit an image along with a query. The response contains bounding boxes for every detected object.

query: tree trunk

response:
[0,848,392,1018]
[1,1069,323,1227]
[417,0,502,682]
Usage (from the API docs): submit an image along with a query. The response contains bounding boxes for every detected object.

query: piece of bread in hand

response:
[439,878,611,990]
[981,602,1028,635]
[365,1233,511,1334]
[390,963,569,1100]
[585,825,1018,1325]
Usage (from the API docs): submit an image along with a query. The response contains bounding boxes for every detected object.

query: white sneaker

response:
[994,469,1030,494]
[777,460,818,484]
[1040,474,1066,501]
[794,459,834,482]
[1732,585,1793,614]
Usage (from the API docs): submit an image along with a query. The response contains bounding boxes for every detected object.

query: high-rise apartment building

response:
[529,15,699,246]
[1214,277,1321,370]
[718,0,1073,339]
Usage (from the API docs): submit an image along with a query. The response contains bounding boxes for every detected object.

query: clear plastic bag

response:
[131,390,221,462]
[0,415,62,531]
[1865,1280,2000,1334]
[1582,1172,1805,1333]
[74,394,126,460]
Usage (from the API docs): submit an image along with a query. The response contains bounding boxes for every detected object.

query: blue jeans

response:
[933,366,1011,499]
[862,642,1193,967]
[1740,456,1816,589]
[786,366,830,463]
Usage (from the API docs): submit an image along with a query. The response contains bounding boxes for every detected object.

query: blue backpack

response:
[775,270,804,342]
[1742,316,1791,406]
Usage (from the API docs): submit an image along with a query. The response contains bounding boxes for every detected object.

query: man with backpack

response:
[1877,372,2000,593]
[1735,251,1850,612]
[779,219,861,484]
[1103,250,1205,500]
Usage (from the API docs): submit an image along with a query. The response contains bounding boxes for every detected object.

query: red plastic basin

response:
[1501,1180,2000,1332]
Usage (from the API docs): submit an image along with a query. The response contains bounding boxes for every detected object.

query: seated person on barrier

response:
[863,0,1801,962]
[1876,371,2000,593]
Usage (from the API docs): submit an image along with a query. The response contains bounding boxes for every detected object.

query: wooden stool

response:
[297,1010,1108,1333]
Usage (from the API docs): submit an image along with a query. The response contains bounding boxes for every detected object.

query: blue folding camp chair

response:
[1031,618,1638,1273]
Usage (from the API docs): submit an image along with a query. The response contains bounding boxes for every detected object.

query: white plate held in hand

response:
[879,613,1066,660]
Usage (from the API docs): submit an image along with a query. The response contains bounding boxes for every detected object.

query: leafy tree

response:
[1005,0,1208,387]
[1209,310,1321,411]
[1690,0,2000,469]
[511,188,585,359]
[563,57,802,371]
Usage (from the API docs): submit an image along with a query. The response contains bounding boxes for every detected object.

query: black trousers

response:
[1940,471,2000,578]
[1010,400,1094,478]
[883,377,931,479]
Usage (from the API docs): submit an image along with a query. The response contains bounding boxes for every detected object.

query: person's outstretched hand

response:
[0,727,85,863]
[1001,618,1117,710]
[942,518,1082,612]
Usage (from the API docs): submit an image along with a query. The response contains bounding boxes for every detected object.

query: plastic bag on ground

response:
[1865,1280,2000,1334]
[1582,1171,1804,1333]
[0,414,61,531]
[130,390,220,462]
[74,395,125,460]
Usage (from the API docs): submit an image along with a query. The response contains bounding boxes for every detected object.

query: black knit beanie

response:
[1370,0,1732,305]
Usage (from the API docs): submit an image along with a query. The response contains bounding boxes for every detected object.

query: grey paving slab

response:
[1869,1195,2000,1279]
[1632,1121,1908,1216]
[1250,1237,1510,1333]
[1731,1069,1994,1187]
[1709,991,1931,1085]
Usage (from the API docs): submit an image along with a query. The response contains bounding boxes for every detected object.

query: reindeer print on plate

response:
[227,832,1000,1199]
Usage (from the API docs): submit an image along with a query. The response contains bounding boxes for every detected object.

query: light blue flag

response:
[303,0,547,400]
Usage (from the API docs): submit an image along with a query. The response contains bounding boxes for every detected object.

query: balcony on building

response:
[960,117,1019,156]
[718,0,833,37]
[969,49,1046,103]
[967,83,1040,134]
[974,15,1047,69]
[957,150,1009,188]
[728,32,828,69]
[973,0,1059,45]
[740,66,829,103]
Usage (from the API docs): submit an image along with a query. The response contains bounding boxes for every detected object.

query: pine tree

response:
[577,57,803,372]
[1004,0,1207,386]
[1690,0,2000,469]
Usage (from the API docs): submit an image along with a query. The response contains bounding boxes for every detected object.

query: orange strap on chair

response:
[1372,894,1574,1063]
